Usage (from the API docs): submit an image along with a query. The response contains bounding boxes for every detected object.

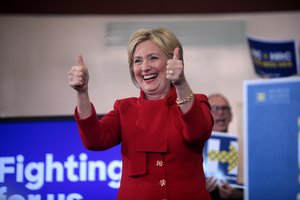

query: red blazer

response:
[75,87,213,200]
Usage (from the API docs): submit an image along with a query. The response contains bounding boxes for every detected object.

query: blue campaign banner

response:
[0,117,121,200]
[203,131,241,188]
[247,36,299,78]
[244,77,300,200]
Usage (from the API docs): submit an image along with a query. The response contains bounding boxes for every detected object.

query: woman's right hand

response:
[68,54,89,93]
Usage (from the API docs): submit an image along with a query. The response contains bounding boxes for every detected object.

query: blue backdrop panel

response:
[0,117,121,200]
[244,77,300,200]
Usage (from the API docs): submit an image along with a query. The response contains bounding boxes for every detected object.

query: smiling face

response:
[133,40,171,99]
[208,94,232,132]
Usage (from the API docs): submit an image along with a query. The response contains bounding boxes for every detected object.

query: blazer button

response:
[159,179,166,187]
[156,160,163,167]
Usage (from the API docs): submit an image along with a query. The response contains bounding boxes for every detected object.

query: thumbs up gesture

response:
[68,54,89,93]
[166,47,185,85]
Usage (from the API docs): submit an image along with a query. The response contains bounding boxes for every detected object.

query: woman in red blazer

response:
[68,28,213,200]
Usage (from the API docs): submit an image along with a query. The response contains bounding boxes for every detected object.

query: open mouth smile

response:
[143,73,158,81]
[215,119,226,125]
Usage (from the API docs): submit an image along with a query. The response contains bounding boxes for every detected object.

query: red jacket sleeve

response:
[179,94,213,143]
[74,103,121,151]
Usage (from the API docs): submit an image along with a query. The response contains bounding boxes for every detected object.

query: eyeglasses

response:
[211,105,231,113]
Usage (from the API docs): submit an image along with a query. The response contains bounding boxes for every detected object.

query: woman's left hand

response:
[166,47,185,85]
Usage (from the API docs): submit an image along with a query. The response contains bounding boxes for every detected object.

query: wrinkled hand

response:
[68,55,89,93]
[218,180,243,199]
[206,177,218,192]
[166,47,185,85]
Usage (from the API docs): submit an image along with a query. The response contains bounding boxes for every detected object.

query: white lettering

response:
[66,193,83,200]
[0,187,8,200]
[25,162,44,190]
[46,154,64,183]
[88,160,106,181]
[28,195,41,200]
[64,155,79,182]
[251,48,262,60]
[16,155,24,182]
[107,160,122,189]
[269,51,291,61]
[0,157,15,182]
[0,187,83,200]
[0,153,122,190]
[8,194,25,200]
[79,153,87,181]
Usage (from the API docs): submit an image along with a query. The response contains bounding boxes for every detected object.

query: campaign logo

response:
[203,131,239,187]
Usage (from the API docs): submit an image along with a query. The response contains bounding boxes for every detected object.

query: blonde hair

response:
[127,28,183,87]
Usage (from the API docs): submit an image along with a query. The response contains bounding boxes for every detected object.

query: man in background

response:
[206,93,243,200]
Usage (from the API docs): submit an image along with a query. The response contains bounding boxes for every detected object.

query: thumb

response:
[173,47,180,60]
[77,54,85,66]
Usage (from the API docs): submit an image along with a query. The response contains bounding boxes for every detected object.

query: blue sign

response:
[244,77,300,200]
[247,36,299,78]
[0,117,121,200]
[203,131,241,188]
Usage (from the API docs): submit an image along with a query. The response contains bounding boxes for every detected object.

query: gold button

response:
[156,160,163,167]
[159,179,166,187]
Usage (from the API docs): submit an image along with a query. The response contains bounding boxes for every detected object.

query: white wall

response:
[0,12,299,138]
